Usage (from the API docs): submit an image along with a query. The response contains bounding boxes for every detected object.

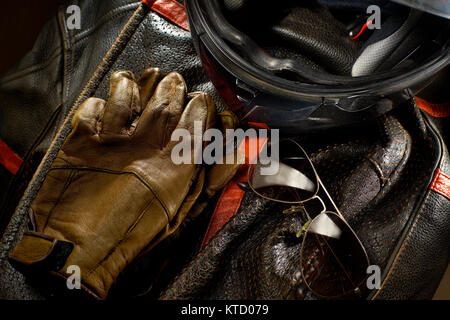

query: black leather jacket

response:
[0,0,448,300]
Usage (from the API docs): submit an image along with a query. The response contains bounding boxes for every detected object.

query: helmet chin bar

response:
[202,0,449,88]
[187,0,450,132]
[205,0,392,85]
[204,0,353,85]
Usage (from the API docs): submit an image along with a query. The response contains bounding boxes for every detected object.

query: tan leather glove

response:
[9,68,216,299]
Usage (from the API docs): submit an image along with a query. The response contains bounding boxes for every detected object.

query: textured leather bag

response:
[161,103,450,300]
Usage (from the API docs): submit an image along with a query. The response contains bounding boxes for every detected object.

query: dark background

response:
[0,0,67,76]
[0,0,448,300]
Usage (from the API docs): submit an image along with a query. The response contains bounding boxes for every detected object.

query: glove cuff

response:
[9,231,74,273]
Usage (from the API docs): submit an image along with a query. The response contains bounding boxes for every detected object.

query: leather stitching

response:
[85,194,159,280]
[72,2,141,42]
[373,114,442,299]
[48,165,171,222]
[41,169,76,232]
[73,6,140,45]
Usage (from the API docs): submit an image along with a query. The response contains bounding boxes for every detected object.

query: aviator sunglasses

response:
[245,139,370,298]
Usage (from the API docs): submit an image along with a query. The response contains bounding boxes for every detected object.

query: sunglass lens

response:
[249,140,318,202]
[300,212,369,298]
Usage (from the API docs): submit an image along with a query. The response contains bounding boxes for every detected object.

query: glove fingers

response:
[168,93,216,156]
[175,92,216,134]
[204,110,243,197]
[219,110,240,132]
[101,71,141,135]
[136,72,187,147]
[138,67,162,108]
[71,97,106,136]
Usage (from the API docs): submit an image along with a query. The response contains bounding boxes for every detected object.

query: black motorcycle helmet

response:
[186,0,450,132]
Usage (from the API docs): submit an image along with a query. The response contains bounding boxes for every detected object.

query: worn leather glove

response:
[9,68,217,299]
